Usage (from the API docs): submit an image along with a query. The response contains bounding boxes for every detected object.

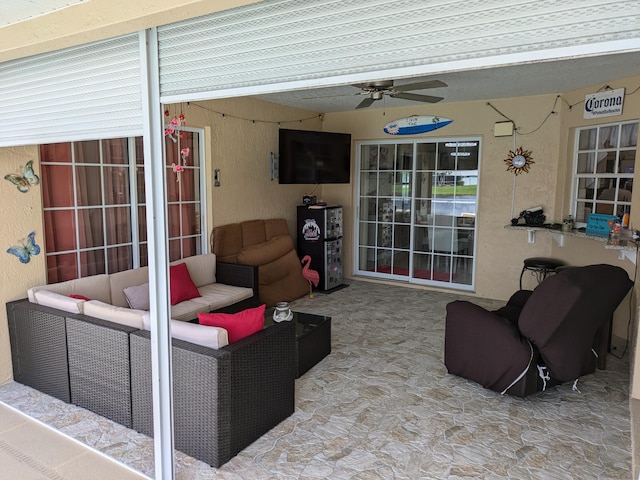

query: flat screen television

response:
[278,128,351,184]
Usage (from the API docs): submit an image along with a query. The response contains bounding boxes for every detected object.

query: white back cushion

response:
[28,274,111,304]
[32,290,85,314]
[83,300,146,329]
[142,313,228,350]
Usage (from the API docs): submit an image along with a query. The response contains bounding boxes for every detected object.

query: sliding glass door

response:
[356,138,479,290]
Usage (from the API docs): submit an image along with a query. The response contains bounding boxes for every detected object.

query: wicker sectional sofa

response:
[6,254,296,467]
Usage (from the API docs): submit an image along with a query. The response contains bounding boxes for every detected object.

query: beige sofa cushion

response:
[28,274,112,304]
[109,267,149,308]
[26,253,243,323]
[197,283,255,311]
[142,314,229,349]
[83,300,146,329]
[32,290,85,314]
[174,253,216,287]
[170,298,212,322]
[110,254,216,308]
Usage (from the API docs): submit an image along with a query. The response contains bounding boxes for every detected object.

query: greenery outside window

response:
[356,138,479,290]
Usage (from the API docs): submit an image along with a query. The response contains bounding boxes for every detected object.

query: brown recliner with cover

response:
[212,219,308,307]
[444,264,632,397]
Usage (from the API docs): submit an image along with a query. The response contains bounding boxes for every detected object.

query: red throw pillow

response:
[169,262,201,306]
[198,304,266,343]
[69,294,91,301]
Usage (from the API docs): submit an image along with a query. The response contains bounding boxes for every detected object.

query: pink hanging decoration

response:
[172,163,185,182]
[164,117,182,143]
[164,108,189,181]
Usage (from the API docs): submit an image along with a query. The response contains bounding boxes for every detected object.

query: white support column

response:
[140,28,175,479]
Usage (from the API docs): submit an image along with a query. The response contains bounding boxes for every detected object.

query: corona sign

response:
[583,88,625,119]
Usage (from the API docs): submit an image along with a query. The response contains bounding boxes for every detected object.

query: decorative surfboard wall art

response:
[4,160,40,192]
[7,231,41,264]
[383,115,453,135]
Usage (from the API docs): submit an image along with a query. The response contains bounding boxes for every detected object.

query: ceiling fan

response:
[352,79,447,109]
[302,79,447,109]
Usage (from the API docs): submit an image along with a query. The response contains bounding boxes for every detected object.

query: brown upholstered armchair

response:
[212,218,308,307]
[444,264,632,397]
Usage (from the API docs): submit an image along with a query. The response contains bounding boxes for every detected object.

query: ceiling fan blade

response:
[391,92,444,103]
[393,80,447,92]
[355,97,376,109]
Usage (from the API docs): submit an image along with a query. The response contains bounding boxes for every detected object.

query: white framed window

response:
[41,128,206,283]
[164,127,208,262]
[572,121,638,225]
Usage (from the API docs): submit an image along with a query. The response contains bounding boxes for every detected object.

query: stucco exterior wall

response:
[185,97,324,240]
[549,74,640,399]
[0,145,46,383]
[323,93,562,301]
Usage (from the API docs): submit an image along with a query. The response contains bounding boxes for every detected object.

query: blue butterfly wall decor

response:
[7,231,41,264]
[4,160,40,193]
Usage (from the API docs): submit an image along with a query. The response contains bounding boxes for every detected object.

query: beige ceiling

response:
[257,52,640,113]
[3,0,640,113]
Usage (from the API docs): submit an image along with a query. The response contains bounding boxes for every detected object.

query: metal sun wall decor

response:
[4,160,40,192]
[504,146,534,221]
[504,147,534,175]
[7,231,41,264]
[164,108,190,182]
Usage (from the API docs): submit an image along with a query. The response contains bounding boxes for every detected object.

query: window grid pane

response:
[573,121,638,223]
[356,138,478,289]
[42,130,204,283]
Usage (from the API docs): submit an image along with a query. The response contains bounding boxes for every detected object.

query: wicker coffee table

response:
[265,310,331,378]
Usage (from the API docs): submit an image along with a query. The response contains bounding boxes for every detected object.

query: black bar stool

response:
[519,257,566,290]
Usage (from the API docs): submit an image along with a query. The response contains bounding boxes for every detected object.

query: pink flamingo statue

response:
[301,255,319,299]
